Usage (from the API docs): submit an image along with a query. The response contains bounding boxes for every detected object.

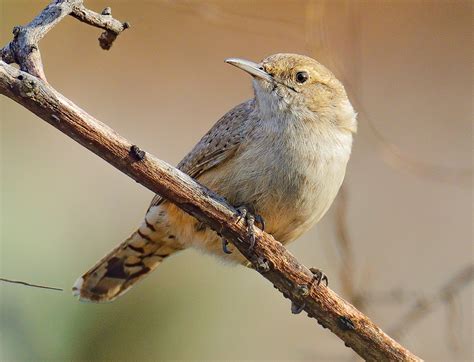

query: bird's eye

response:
[295,71,309,84]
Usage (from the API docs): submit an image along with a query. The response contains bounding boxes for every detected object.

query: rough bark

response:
[0,1,422,361]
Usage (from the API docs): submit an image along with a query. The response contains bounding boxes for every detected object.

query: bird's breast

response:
[207,122,352,243]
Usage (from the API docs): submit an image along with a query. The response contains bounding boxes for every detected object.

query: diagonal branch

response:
[0,1,421,360]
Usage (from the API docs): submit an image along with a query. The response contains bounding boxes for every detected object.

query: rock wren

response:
[73,53,357,302]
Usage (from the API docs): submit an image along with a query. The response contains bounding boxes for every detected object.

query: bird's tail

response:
[73,228,183,303]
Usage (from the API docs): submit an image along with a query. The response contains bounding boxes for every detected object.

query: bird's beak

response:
[225,58,273,82]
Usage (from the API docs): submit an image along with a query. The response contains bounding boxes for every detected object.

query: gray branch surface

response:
[0,1,422,361]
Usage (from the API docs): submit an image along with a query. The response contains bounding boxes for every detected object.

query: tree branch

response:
[0,0,129,81]
[0,1,421,360]
[69,4,130,50]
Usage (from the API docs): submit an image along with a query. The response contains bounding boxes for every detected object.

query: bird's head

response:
[226,53,357,133]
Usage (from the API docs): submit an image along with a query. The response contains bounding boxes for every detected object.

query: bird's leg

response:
[220,204,264,254]
[235,205,264,251]
[245,213,256,249]
[291,268,328,314]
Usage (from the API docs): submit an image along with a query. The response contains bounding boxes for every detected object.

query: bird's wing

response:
[149,99,255,207]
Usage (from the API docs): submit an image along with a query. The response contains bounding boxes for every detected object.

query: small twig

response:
[70,4,130,50]
[388,264,474,340]
[0,277,63,292]
[445,293,462,356]
[0,0,128,80]
[334,186,361,309]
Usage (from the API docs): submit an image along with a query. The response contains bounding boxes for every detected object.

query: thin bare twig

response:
[363,112,472,187]
[0,1,421,360]
[334,186,367,311]
[0,277,63,292]
[334,187,355,297]
[70,4,130,50]
[388,264,474,340]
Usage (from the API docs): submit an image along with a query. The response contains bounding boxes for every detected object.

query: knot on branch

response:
[101,7,112,16]
[338,316,356,331]
[255,256,271,273]
[130,145,146,161]
[12,25,22,37]
[17,76,39,98]
[99,31,119,51]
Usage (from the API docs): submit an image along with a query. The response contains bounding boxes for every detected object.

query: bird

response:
[73,53,357,303]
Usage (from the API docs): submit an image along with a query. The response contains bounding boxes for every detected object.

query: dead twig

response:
[388,264,474,340]
[0,277,63,292]
[0,0,129,81]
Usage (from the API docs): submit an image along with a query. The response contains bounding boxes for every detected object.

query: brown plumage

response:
[73,54,357,302]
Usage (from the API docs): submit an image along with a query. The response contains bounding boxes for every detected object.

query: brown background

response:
[1,0,472,360]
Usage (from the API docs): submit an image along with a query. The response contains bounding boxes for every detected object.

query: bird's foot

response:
[235,206,264,251]
[291,269,328,315]
[309,267,328,287]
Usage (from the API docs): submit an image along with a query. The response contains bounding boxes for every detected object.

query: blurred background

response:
[1,0,472,360]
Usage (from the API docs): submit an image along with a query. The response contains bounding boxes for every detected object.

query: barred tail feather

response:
[73,230,181,303]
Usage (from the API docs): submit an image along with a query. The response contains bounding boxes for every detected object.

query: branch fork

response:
[1,0,129,81]
[0,1,422,360]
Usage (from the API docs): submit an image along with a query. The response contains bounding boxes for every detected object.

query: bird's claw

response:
[290,268,327,315]
[235,206,264,251]
[309,267,328,287]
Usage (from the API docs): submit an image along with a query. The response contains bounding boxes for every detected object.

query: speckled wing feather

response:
[149,99,255,207]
